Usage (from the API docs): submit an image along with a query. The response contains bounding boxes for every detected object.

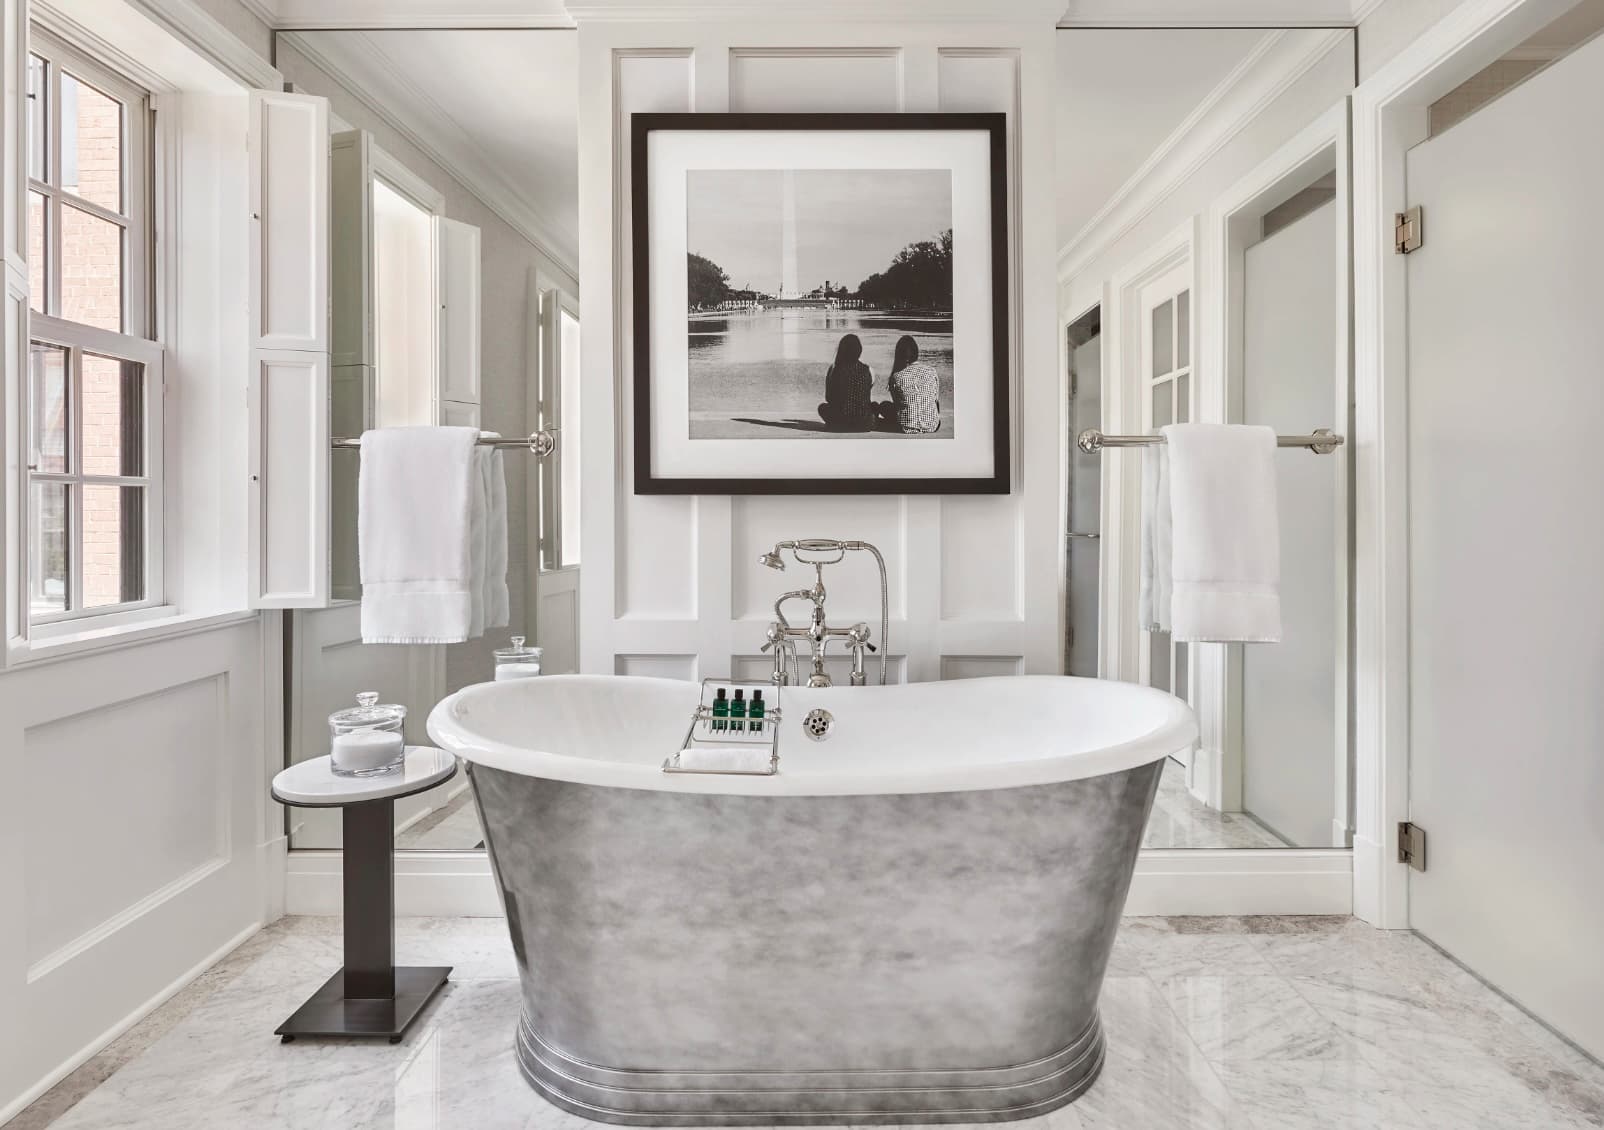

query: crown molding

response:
[1059,0,1370,26]
[257,0,575,29]
[1057,27,1350,282]
[566,0,1065,23]
[280,31,578,281]
[117,0,281,88]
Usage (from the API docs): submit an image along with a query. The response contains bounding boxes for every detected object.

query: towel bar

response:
[1076,427,1343,455]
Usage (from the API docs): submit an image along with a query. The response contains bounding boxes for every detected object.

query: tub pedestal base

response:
[515,1012,1105,1126]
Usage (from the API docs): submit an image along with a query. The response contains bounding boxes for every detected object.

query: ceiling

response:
[1055,27,1267,244]
[299,29,580,272]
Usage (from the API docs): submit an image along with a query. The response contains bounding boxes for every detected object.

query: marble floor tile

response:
[15,914,1604,1130]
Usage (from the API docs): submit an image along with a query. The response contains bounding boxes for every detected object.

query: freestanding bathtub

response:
[427,674,1195,1126]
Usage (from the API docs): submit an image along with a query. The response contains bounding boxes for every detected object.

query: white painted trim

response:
[4,608,257,667]
[567,0,1065,23]
[1125,849,1353,916]
[0,920,263,1127]
[122,0,280,90]
[270,0,576,29]
[286,850,503,916]
[1057,28,1351,284]
[1348,0,1578,928]
[1059,0,1370,27]
[279,30,579,285]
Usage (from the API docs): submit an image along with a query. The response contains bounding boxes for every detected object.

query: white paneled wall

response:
[576,12,1062,684]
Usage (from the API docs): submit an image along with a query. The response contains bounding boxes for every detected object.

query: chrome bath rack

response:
[1076,427,1344,455]
[662,678,783,777]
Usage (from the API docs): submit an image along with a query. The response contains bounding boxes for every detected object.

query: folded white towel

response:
[1160,423,1282,643]
[359,426,481,645]
[1139,440,1172,631]
[673,748,773,773]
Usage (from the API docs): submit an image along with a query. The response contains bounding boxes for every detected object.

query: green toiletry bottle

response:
[711,687,729,733]
[749,689,766,734]
[730,689,747,734]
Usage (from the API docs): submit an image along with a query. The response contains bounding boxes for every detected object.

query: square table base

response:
[276,966,452,1043]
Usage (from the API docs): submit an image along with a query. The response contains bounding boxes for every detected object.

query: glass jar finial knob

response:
[356,691,379,707]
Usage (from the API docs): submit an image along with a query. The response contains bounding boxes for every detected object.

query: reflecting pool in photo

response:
[687,308,954,439]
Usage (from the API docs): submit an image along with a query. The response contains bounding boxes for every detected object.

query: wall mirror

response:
[1057,28,1357,852]
[275,28,581,853]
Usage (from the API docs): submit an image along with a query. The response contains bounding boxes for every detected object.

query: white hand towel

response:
[1139,441,1172,631]
[674,748,773,773]
[1160,423,1282,643]
[359,426,481,645]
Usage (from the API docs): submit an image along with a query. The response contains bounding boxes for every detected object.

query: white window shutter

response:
[330,129,373,370]
[434,215,481,410]
[248,90,331,609]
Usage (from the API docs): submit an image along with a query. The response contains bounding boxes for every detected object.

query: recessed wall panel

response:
[940,495,1022,620]
[937,50,1020,115]
[616,654,699,681]
[940,655,1024,680]
[24,678,226,966]
[731,496,907,622]
[729,50,901,113]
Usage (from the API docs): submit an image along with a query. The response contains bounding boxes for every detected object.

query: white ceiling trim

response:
[280,31,578,283]
[1059,0,1376,26]
[250,0,575,29]
[120,0,282,88]
[1057,27,1351,282]
[565,0,1065,22]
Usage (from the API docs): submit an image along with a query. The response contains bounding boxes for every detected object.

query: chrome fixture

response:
[757,539,890,688]
[331,428,559,457]
[802,708,835,741]
[1076,426,1343,455]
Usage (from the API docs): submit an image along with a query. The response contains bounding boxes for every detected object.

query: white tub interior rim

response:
[427,674,1197,797]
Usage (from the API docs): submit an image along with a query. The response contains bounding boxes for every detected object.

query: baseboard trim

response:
[0,920,263,1126]
[1126,849,1352,916]
[285,850,502,916]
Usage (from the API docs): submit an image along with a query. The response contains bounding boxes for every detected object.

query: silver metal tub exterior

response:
[431,675,1193,1126]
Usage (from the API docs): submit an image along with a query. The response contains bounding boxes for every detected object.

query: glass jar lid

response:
[494,635,543,661]
[329,691,406,729]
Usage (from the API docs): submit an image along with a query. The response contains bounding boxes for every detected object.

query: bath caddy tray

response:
[662,678,782,776]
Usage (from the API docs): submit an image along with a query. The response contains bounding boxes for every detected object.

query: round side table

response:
[271,747,458,1043]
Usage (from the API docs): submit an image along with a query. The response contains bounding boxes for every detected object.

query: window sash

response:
[26,315,164,627]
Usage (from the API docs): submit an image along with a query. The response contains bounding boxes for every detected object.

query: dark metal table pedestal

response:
[271,749,458,1044]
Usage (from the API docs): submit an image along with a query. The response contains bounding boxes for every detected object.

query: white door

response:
[529,279,581,674]
[1240,200,1342,848]
[1405,34,1604,1059]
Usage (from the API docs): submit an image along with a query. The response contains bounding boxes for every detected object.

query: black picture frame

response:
[631,112,1010,495]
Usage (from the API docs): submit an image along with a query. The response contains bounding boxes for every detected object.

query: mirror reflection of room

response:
[276,28,580,853]
[1057,28,1356,851]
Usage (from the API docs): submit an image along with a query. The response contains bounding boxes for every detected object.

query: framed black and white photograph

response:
[632,113,1009,494]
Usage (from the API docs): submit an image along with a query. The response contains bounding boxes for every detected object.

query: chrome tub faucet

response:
[757,539,888,687]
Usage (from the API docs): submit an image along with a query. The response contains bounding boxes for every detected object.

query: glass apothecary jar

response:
[494,636,543,681]
[329,692,407,776]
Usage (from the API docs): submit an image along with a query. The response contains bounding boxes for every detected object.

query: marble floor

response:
[12,915,1602,1130]
[1142,757,1289,850]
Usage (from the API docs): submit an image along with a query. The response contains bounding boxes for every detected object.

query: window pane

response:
[30,482,70,615]
[61,71,123,213]
[29,342,68,474]
[1177,289,1191,368]
[1151,298,1174,377]
[559,309,582,568]
[82,484,144,607]
[1177,373,1190,424]
[1151,380,1172,428]
[61,203,123,331]
[82,353,144,477]
[28,191,47,314]
[1175,640,1189,702]
[27,53,46,183]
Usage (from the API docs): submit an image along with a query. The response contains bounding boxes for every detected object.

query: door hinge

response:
[1398,821,1427,871]
[1395,206,1423,254]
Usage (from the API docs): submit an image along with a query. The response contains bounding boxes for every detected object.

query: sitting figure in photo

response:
[879,334,942,434]
[817,333,878,431]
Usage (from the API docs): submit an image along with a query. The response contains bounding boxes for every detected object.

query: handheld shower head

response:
[758,547,787,571]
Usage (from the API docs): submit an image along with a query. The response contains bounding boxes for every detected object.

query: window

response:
[24,29,162,628]
[538,293,580,570]
[1144,282,1191,704]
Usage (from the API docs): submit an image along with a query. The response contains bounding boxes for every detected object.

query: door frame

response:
[1198,101,1352,828]
[1349,0,1579,927]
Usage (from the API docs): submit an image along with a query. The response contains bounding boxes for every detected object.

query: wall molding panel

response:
[578,14,1061,685]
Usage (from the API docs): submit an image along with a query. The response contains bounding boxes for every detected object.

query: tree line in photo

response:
[688,228,953,312]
